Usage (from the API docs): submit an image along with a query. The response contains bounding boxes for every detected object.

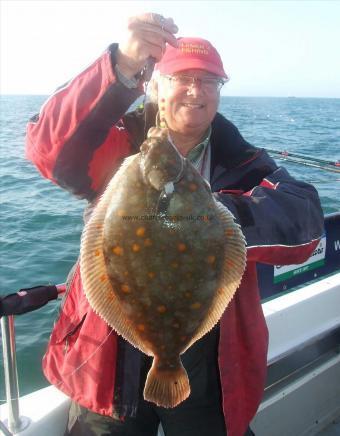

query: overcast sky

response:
[1,0,340,97]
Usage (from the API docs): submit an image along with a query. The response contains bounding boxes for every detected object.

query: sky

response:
[1,0,340,97]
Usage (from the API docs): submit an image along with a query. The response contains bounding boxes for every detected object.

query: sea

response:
[0,95,339,402]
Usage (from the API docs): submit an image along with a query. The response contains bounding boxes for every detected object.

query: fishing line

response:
[49,328,115,389]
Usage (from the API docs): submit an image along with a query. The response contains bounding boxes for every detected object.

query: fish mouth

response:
[147,168,166,191]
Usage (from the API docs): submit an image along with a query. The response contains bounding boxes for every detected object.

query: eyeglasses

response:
[163,75,226,92]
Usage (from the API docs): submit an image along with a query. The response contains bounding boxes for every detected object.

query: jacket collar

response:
[209,113,258,186]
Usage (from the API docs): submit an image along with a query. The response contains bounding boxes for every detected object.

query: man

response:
[25,13,323,436]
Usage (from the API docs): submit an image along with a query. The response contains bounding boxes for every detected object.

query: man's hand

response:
[116,13,178,79]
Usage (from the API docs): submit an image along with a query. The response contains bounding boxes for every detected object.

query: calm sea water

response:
[0,95,339,401]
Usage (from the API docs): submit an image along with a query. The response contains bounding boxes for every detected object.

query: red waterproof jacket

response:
[25,45,324,436]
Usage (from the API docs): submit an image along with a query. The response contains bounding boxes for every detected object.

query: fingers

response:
[129,13,178,34]
[117,13,178,78]
[128,13,178,47]
[132,24,178,49]
[133,30,167,61]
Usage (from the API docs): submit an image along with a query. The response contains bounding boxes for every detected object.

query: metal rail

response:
[0,284,64,434]
[1,316,29,433]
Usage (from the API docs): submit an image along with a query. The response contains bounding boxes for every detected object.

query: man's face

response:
[157,69,221,137]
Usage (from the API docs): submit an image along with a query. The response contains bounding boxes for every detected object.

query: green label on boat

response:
[273,236,326,283]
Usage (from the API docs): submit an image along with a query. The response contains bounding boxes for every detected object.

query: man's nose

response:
[186,79,203,95]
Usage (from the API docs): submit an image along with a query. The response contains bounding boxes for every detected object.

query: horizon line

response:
[1,93,339,99]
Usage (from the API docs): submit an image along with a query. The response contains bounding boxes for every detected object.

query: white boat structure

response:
[1,213,339,436]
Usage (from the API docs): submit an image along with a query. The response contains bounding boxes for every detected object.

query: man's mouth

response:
[182,103,204,109]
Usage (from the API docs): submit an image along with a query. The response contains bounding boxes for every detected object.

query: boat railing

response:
[0,284,66,434]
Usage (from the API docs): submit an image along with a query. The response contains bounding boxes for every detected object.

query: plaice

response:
[80,127,246,408]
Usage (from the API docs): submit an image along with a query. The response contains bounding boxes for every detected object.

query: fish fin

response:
[143,357,190,408]
[80,155,150,355]
[183,200,246,351]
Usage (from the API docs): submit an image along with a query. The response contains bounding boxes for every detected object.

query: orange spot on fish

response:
[121,284,131,294]
[136,227,146,237]
[144,238,153,247]
[117,209,126,217]
[96,224,103,230]
[189,183,197,192]
[225,228,234,237]
[100,274,107,282]
[177,243,187,252]
[226,259,235,268]
[94,249,101,257]
[203,215,210,222]
[137,324,145,332]
[157,305,167,313]
[112,246,123,256]
[148,271,156,279]
[206,255,216,264]
[132,243,141,252]
[191,302,202,310]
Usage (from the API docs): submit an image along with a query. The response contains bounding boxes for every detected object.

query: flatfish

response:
[80,127,246,408]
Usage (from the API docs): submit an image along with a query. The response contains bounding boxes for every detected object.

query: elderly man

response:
[26,13,323,436]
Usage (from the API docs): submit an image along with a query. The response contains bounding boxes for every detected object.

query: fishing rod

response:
[265,148,340,167]
[265,148,340,173]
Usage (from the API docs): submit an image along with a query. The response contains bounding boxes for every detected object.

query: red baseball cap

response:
[155,37,229,80]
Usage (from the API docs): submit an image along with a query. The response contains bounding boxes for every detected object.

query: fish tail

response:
[143,357,190,408]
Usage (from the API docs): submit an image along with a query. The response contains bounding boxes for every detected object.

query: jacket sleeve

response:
[215,156,324,265]
[25,44,144,201]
